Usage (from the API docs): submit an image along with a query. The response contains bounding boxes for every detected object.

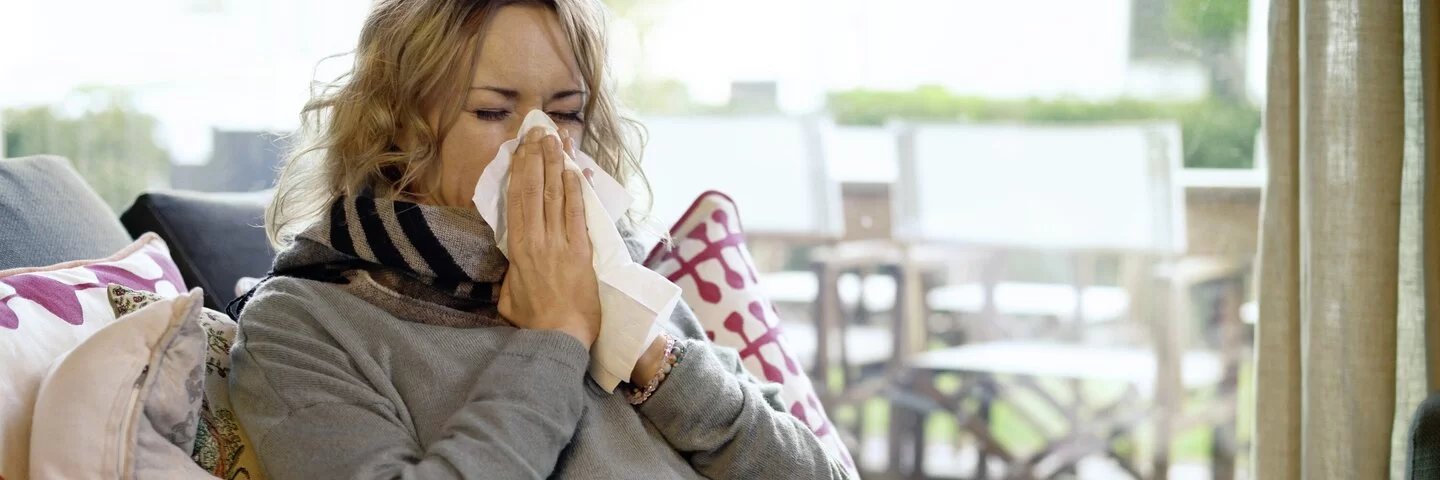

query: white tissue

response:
[473,109,681,393]
[474,110,633,250]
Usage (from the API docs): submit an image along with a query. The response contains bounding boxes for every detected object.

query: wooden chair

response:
[884,121,1204,479]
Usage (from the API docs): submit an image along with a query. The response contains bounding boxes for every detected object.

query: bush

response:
[826,87,1260,169]
[3,90,172,211]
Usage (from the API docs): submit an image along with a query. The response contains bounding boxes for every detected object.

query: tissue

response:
[474,110,633,253]
[473,110,681,392]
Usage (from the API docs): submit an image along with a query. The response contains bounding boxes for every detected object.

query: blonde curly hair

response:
[266,0,648,249]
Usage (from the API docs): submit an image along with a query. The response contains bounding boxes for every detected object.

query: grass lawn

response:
[830,361,1254,464]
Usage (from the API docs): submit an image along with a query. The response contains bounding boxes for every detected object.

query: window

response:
[1,0,1267,477]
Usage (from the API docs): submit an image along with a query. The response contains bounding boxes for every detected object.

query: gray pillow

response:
[121,190,275,311]
[1409,394,1440,479]
[0,155,133,270]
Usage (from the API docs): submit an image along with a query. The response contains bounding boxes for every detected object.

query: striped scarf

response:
[230,192,507,317]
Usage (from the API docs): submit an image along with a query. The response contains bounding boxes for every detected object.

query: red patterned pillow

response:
[0,234,185,480]
[644,191,857,475]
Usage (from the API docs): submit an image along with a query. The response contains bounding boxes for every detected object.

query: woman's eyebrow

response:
[471,86,587,101]
[549,89,586,101]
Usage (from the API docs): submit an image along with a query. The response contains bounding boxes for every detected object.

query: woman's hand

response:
[498,128,602,350]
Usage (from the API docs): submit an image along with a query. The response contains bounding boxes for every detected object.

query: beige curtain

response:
[1425,0,1440,400]
[1253,0,1435,478]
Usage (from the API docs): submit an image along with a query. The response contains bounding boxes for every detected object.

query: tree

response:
[1169,0,1250,102]
[606,0,668,81]
[3,89,172,212]
[607,0,694,113]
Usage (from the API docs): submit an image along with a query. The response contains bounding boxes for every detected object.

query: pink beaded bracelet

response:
[628,334,681,405]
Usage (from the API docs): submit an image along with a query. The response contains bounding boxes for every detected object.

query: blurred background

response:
[0,0,1271,478]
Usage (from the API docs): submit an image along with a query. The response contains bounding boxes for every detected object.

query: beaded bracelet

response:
[628,334,682,405]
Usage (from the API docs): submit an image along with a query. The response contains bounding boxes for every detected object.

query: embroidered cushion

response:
[109,284,266,480]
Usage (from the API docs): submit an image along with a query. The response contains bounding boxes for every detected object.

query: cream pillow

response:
[29,289,211,479]
[0,234,185,480]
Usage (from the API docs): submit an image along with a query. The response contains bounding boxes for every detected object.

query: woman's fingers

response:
[516,128,546,243]
[563,168,588,251]
[505,141,529,251]
[563,135,597,187]
[542,133,565,236]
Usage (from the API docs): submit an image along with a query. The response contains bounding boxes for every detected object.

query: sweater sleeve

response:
[228,284,591,480]
[636,338,853,479]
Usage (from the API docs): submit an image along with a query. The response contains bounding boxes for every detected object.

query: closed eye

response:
[473,109,580,124]
[473,109,510,121]
[548,111,583,124]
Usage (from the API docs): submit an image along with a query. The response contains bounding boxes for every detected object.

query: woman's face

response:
[427,4,586,208]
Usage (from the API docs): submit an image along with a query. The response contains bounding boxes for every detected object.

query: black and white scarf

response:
[229,191,507,316]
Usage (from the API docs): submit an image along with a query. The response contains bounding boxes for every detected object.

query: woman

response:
[228,0,851,478]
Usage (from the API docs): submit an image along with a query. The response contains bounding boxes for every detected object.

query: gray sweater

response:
[229,270,851,479]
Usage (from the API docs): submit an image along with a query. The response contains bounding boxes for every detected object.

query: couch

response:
[3,156,276,473]
[13,155,1433,478]
[1,155,280,479]
[2,155,865,479]
[1,155,276,309]
[1410,394,1440,479]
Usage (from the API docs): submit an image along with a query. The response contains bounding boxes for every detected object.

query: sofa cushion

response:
[1409,393,1440,479]
[643,191,857,475]
[105,284,266,480]
[0,155,134,270]
[29,289,210,480]
[0,234,185,480]
[121,190,275,311]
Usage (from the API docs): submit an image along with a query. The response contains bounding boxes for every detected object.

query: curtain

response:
[1253,0,1435,478]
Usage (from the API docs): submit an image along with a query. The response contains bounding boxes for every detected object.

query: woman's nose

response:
[510,104,546,134]
[517,103,545,116]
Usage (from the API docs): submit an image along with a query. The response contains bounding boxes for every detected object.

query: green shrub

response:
[827,87,1260,169]
[3,90,172,211]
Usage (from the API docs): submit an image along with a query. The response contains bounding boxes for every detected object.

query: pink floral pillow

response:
[0,234,185,480]
[644,191,857,475]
